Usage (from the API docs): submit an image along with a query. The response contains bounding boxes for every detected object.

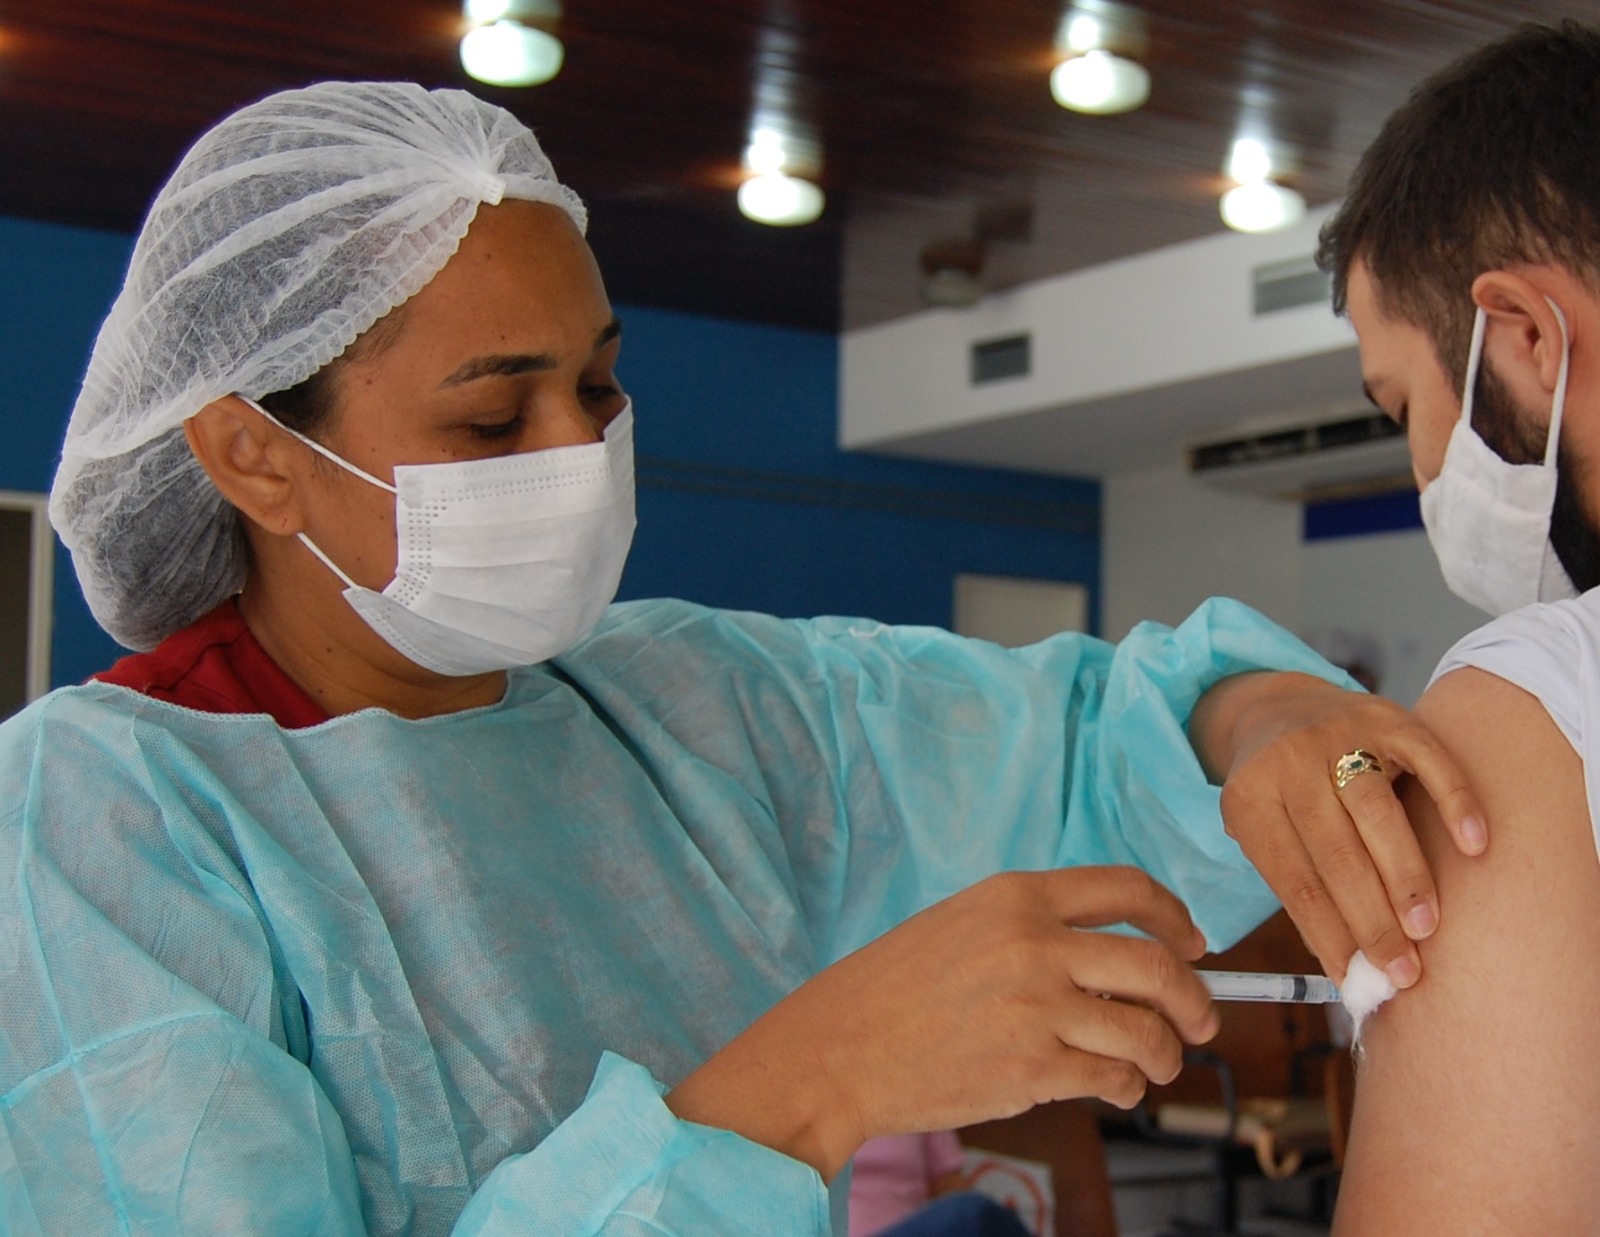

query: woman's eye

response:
[467,416,523,440]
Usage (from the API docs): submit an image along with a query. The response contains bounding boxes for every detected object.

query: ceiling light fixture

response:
[737,128,824,226]
[1051,2,1150,115]
[919,237,987,308]
[1050,50,1149,114]
[741,41,825,227]
[460,0,564,88]
[1220,181,1305,233]
[1219,135,1306,233]
[738,173,824,227]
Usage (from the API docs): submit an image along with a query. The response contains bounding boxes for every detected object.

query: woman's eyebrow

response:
[438,319,623,389]
[439,353,555,387]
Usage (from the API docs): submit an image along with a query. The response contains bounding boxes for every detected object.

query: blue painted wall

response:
[2,214,1101,690]
[617,306,1100,628]
[0,217,134,685]
[1303,489,1422,541]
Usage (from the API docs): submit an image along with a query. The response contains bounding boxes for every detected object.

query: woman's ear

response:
[1471,269,1569,396]
[183,396,307,536]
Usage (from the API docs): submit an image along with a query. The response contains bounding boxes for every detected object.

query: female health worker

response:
[0,82,1484,1235]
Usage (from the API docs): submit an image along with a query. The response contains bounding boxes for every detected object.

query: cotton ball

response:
[1341,950,1398,1045]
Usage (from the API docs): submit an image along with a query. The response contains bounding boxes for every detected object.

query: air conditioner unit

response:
[1184,404,1414,502]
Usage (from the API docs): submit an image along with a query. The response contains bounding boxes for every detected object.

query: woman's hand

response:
[1190,671,1488,990]
[665,866,1218,1181]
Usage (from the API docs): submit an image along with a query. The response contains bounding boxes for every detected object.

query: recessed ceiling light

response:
[1050,50,1150,115]
[737,173,824,226]
[1219,134,1304,232]
[460,21,564,86]
[460,0,563,87]
[1052,1,1149,114]
[1220,181,1306,233]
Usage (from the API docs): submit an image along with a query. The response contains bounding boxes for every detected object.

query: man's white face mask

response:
[1419,300,1579,617]
[244,396,637,675]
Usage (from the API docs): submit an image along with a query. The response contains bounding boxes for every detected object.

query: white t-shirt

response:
[1430,588,1600,856]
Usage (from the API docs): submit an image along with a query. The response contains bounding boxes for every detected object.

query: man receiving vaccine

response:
[1313,20,1600,1232]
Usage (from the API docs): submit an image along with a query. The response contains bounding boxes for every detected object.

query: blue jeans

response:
[874,1191,1035,1237]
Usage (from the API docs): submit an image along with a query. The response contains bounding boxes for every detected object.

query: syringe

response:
[1199,970,1341,1004]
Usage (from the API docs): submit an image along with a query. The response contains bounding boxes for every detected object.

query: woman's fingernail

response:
[1461,815,1488,853]
[1405,902,1437,938]
[1386,955,1421,989]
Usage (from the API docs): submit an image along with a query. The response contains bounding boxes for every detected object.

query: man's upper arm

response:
[1335,666,1600,1234]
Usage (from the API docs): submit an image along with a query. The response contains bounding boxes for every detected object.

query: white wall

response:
[1300,528,1483,707]
[1102,465,1303,640]
[1102,466,1482,706]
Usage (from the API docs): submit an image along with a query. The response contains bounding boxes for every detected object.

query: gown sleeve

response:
[578,594,1354,962]
[453,1053,831,1235]
[797,594,1359,957]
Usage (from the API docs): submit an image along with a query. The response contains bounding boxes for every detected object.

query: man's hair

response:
[1317,20,1600,382]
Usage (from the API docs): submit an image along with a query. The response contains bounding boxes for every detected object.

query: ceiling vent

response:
[1252,255,1332,316]
[1185,405,1412,501]
[970,333,1031,384]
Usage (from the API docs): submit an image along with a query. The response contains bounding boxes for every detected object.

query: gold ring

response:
[1333,749,1385,791]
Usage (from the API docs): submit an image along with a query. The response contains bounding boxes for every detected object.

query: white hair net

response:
[49,80,588,651]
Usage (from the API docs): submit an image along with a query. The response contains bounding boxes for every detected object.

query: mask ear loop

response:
[233,393,395,592]
[1461,306,1489,429]
[1542,297,1571,469]
[293,531,361,592]
[235,395,398,495]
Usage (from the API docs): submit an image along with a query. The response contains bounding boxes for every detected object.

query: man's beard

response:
[1474,360,1600,593]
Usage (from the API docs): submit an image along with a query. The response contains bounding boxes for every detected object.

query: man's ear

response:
[1471,269,1568,396]
[183,396,307,536]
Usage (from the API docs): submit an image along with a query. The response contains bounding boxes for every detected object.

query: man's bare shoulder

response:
[1413,663,1582,786]
[1334,664,1600,1234]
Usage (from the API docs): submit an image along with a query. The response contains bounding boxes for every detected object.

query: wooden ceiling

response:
[2,0,1594,332]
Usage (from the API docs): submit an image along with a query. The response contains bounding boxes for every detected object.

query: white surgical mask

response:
[243,396,636,675]
[1418,300,1578,617]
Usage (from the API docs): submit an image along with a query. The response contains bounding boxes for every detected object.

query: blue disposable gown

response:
[0,597,1347,1235]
